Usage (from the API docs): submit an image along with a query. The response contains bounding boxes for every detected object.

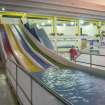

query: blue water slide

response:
[34,24,54,50]
[24,23,41,42]
[24,23,54,49]
[12,25,51,69]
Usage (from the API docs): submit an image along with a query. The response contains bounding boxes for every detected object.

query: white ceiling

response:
[26,0,105,11]
[0,0,105,20]
[29,0,105,6]
[81,0,105,5]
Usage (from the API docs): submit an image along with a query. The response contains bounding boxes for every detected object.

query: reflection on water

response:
[33,67,105,105]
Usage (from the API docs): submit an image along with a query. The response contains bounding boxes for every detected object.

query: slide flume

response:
[4,24,42,72]
[11,24,51,69]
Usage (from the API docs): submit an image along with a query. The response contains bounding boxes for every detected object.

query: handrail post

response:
[90,50,92,70]
[31,76,32,105]
[16,65,18,96]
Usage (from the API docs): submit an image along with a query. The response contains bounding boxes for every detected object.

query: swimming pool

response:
[32,68,105,105]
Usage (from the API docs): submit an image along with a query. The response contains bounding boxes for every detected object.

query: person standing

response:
[69,46,78,62]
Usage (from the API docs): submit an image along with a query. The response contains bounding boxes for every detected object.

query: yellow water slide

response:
[4,23,42,72]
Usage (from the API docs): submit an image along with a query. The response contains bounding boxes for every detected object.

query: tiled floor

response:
[0,68,18,105]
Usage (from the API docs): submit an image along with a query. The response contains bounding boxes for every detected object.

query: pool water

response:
[32,68,105,105]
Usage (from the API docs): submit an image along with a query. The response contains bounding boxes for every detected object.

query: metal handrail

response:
[58,50,105,57]
[79,52,105,57]
[58,50,105,69]
[76,52,105,68]
[76,60,105,68]
[6,58,73,105]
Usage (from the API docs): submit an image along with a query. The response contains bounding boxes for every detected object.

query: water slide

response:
[19,22,84,69]
[0,24,12,56]
[34,24,54,49]
[25,23,54,49]
[15,25,54,66]
[1,20,105,105]
[3,23,42,72]
[0,24,17,63]
[24,23,41,42]
[38,28,54,49]
[10,24,52,69]
[0,20,92,71]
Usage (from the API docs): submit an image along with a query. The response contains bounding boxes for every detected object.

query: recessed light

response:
[2,8,5,11]
[63,23,66,26]
[71,22,74,25]
[48,20,51,23]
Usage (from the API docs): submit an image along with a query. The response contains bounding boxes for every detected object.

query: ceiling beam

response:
[0,0,105,20]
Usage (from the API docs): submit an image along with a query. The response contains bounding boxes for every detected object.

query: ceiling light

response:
[48,20,51,24]
[63,23,66,26]
[2,8,5,11]
[71,22,74,25]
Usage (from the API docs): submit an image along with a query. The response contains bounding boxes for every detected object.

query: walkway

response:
[0,67,18,105]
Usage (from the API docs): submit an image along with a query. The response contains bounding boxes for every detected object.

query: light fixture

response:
[48,20,51,24]
[2,8,5,11]
[22,13,26,17]
[71,22,74,25]
[63,23,66,26]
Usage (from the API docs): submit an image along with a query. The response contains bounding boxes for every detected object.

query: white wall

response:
[57,26,78,36]
[82,24,98,36]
